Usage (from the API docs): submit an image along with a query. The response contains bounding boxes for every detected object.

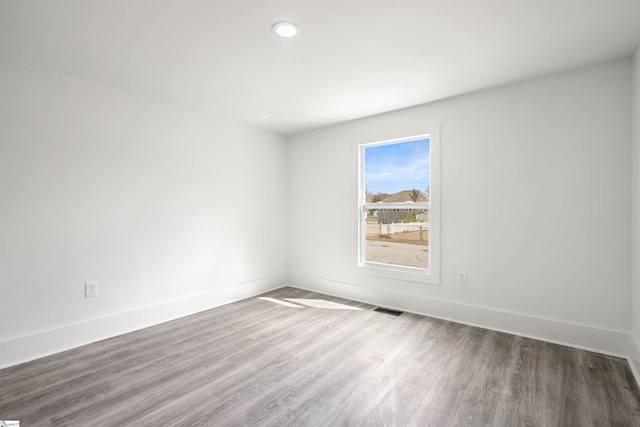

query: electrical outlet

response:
[85,281,98,298]
[457,272,467,286]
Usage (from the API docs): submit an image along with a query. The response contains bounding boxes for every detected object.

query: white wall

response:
[288,59,632,355]
[631,46,640,377]
[0,59,288,367]
[0,55,636,369]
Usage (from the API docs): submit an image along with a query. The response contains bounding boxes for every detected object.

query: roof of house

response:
[367,190,429,203]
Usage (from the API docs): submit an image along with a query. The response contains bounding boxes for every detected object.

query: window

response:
[358,131,439,283]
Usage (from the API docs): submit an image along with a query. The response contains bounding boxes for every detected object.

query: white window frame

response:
[357,129,440,285]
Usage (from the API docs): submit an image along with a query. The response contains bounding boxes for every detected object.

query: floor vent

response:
[374,307,404,316]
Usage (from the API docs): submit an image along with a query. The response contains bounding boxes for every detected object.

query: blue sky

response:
[364,138,430,195]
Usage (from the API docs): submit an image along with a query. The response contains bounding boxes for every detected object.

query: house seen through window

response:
[359,134,434,274]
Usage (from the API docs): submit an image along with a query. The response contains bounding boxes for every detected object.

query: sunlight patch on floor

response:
[258,297,304,308]
[284,298,363,310]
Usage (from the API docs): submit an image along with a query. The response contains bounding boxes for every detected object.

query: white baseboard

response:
[288,274,630,359]
[3,274,635,379]
[0,276,285,370]
[629,333,640,388]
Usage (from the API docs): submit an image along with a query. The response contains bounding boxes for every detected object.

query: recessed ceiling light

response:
[272,22,298,38]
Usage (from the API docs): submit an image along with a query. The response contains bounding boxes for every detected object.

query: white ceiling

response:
[1,1,640,135]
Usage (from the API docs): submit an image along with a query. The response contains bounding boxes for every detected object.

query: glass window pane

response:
[364,138,430,204]
[364,207,429,269]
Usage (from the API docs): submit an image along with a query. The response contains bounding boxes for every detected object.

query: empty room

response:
[2,0,640,425]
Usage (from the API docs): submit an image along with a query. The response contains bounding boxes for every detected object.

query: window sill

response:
[357,262,440,285]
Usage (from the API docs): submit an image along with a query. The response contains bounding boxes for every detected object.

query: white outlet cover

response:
[85,281,98,298]
[457,272,467,286]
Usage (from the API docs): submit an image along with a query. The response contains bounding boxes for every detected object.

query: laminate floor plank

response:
[407,325,488,426]
[22,303,302,423]
[271,315,420,426]
[233,353,375,427]
[1,293,284,408]
[316,317,449,427]
[69,299,329,425]
[452,330,519,426]
[1,286,639,426]
[316,378,392,427]
[138,303,382,425]
[366,314,444,388]
[361,377,431,427]
[495,336,547,426]
[224,312,398,426]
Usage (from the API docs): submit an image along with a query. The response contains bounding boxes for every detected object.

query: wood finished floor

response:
[1,286,640,426]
